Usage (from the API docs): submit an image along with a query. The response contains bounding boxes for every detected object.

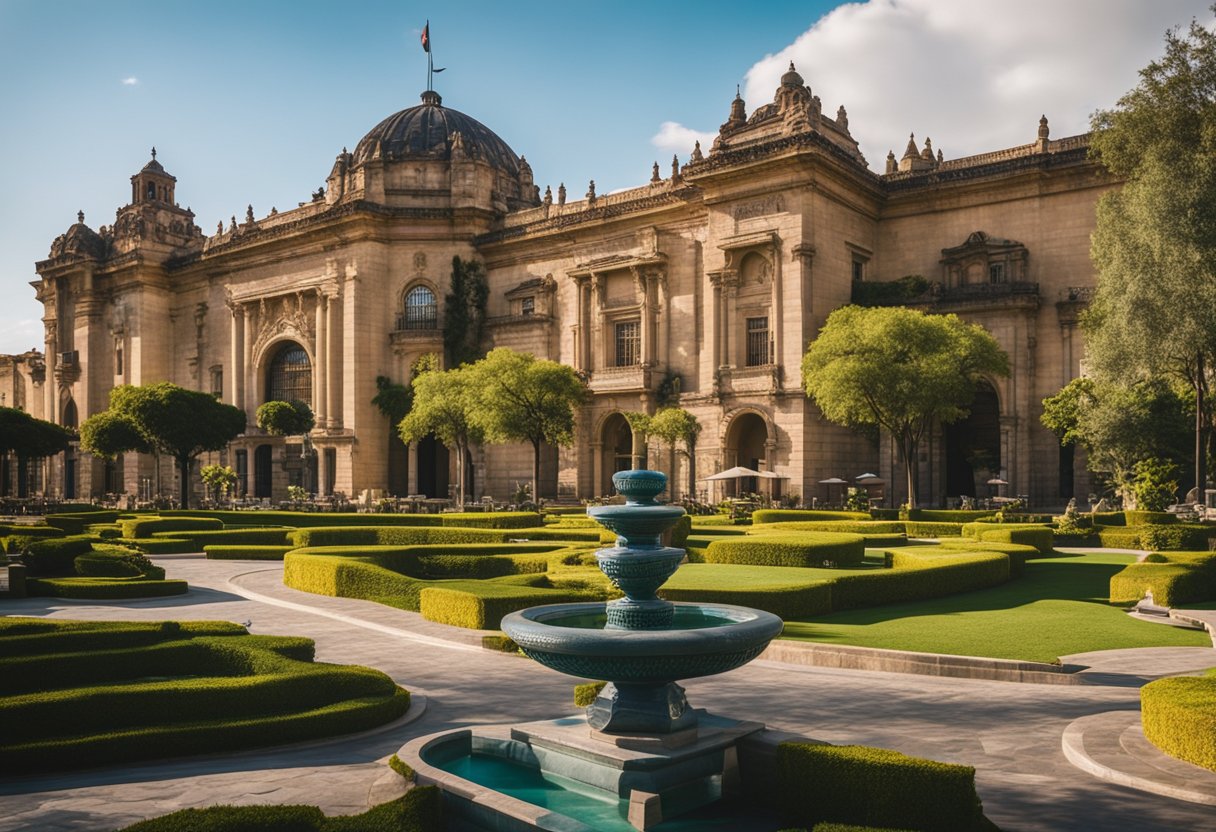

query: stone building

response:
[0,350,48,496]
[30,64,1110,507]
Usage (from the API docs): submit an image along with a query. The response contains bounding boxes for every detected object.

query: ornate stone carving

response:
[733,196,784,221]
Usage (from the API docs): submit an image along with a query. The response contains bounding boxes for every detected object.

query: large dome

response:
[351,90,522,175]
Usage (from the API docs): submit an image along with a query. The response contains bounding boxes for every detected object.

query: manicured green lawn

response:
[781,551,1212,663]
[665,561,879,590]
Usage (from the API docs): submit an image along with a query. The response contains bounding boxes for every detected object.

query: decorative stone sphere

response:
[612,469,667,504]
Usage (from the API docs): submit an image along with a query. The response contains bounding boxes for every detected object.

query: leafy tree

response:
[1085,13,1216,501]
[649,407,702,500]
[80,383,245,508]
[1132,457,1180,511]
[372,375,412,425]
[443,256,489,367]
[398,365,484,506]
[200,464,238,504]
[801,306,1009,507]
[623,412,652,471]
[256,400,315,436]
[468,348,586,502]
[0,407,73,495]
[1041,376,1192,499]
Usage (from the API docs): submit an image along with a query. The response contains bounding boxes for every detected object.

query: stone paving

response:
[1,555,1215,832]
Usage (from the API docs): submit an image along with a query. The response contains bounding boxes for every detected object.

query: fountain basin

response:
[501,602,784,684]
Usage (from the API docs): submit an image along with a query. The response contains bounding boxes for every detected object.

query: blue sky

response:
[0,0,1208,355]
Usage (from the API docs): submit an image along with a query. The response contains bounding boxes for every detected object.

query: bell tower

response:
[130,147,176,205]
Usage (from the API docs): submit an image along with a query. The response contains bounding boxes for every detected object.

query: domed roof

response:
[780,61,804,88]
[351,90,521,174]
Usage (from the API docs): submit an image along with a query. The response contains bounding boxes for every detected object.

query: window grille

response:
[746,316,770,366]
[400,285,438,330]
[615,320,641,367]
[520,296,535,316]
[267,344,312,405]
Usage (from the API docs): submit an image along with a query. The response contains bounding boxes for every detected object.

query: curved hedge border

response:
[419,582,594,629]
[975,526,1054,556]
[116,788,444,832]
[0,618,409,773]
[776,741,987,831]
[120,517,224,539]
[752,510,871,524]
[159,509,543,529]
[1141,668,1216,773]
[705,533,866,568]
[205,544,297,560]
[661,565,832,618]
[28,577,190,599]
[289,525,599,547]
[829,549,1009,611]
[1109,551,1216,606]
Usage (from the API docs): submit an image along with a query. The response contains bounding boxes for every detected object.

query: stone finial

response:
[77,210,84,224]
[1038,114,1050,141]
[150,146,157,160]
[230,215,237,232]
[921,137,934,160]
[586,180,597,200]
[671,155,680,181]
[245,205,255,224]
[691,141,704,162]
[836,105,849,132]
[885,151,897,174]
[726,85,746,129]
[557,183,566,205]
[216,221,223,235]
[937,149,944,164]
[543,185,553,205]
[903,133,918,159]
[651,161,661,184]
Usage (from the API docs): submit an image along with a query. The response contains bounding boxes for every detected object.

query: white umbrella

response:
[856,473,879,480]
[818,477,848,484]
[704,466,762,480]
[986,477,1009,486]
[856,475,885,484]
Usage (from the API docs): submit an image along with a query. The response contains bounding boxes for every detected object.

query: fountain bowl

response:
[501,601,784,684]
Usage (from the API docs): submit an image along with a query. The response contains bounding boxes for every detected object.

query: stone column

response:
[315,443,328,496]
[314,292,327,426]
[241,310,254,420]
[638,270,652,367]
[44,321,57,424]
[709,277,722,369]
[228,303,245,410]
[572,277,586,372]
[407,442,418,494]
[589,275,603,373]
[591,441,603,497]
[325,293,338,428]
[655,273,669,372]
[770,246,783,370]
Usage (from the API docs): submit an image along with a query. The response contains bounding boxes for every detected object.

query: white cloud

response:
[699,0,1209,170]
[0,319,45,356]
[121,77,138,86]
[650,121,715,158]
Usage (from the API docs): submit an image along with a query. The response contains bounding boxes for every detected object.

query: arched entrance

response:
[944,381,1001,498]
[724,412,769,497]
[600,413,635,495]
[265,342,312,405]
[253,444,273,498]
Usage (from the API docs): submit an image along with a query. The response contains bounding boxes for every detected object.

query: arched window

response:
[61,399,78,430]
[266,343,312,405]
[401,285,438,330]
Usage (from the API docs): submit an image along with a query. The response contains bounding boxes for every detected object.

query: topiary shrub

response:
[662,566,833,618]
[27,577,189,599]
[1141,668,1216,773]
[830,550,1009,610]
[120,517,224,539]
[776,741,986,832]
[418,583,591,629]
[704,533,866,568]
[1124,510,1178,526]
[1138,524,1216,552]
[19,535,94,576]
[901,509,996,523]
[1109,552,1216,606]
[976,526,1053,556]
[75,546,164,580]
[903,521,965,538]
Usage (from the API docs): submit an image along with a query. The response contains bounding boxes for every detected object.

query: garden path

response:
[1,555,1214,832]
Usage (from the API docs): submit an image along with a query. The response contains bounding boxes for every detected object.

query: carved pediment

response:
[940,231,1028,287]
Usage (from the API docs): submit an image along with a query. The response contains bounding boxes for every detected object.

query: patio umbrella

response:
[856,473,880,480]
[818,477,848,485]
[704,466,762,480]
[986,478,1009,486]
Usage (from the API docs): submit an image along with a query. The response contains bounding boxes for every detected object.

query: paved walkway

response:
[2,555,1216,832]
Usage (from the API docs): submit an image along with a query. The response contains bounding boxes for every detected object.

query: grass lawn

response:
[780,551,1213,663]
[665,561,879,590]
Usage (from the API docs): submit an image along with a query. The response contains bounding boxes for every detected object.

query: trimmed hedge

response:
[45,511,121,535]
[1138,524,1216,552]
[662,567,833,618]
[27,577,189,599]
[830,549,1010,610]
[975,526,1054,556]
[419,582,592,629]
[115,787,444,832]
[19,535,95,575]
[705,533,866,568]
[121,537,198,554]
[76,545,165,580]
[2,526,69,554]
[902,509,996,523]
[120,517,224,539]
[750,521,905,535]
[1124,510,1177,526]
[935,539,1038,577]
[1109,551,1216,606]
[777,741,986,832]
[205,545,297,560]
[1141,669,1216,773]
[152,528,293,546]
[289,525,598,547]
[0,620,410,773]
[753,510,871,524]
[159,508,541,528]
[903,521,965,539]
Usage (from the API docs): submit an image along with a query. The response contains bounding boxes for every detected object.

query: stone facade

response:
[30,67,1111,507]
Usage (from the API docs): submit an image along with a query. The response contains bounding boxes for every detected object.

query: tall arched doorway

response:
[265,342,312,406]
[61,398,78,500]
[417,435,450,498]
[600,413,634,495]
[944,381,1001,498]
[724,412,768,496]
[253,444,273,498]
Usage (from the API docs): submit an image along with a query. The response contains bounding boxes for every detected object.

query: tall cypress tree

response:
[444,256,489,367]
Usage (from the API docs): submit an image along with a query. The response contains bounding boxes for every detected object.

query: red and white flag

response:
[421,22,430,53]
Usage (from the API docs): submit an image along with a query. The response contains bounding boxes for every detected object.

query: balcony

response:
[717,364,781,396]
[389,319,442,354]
[54,350,80,383]
[905,281,1041,313]
[589,364,651,394]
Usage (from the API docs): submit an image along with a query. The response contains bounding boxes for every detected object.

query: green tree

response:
[1132,457,1180,511]
[623,412,652,472]
[0,407,74,495]
[371,375,412,425]
[1041,376,1192,500]
[79,383,245,508]
[255,400,315,436]
[200,464,239,505]
[444,256,489,367]
[801,306,1009,507]
[469,348,586,502]
[1085,13,1216,502]
[398,365,484,506]
[649,407,702,501]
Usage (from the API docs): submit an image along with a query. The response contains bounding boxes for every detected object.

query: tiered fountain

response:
[402,470,784,831]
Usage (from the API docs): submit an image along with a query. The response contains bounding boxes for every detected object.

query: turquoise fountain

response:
[402,469,784,831]
[502,469,783,735]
